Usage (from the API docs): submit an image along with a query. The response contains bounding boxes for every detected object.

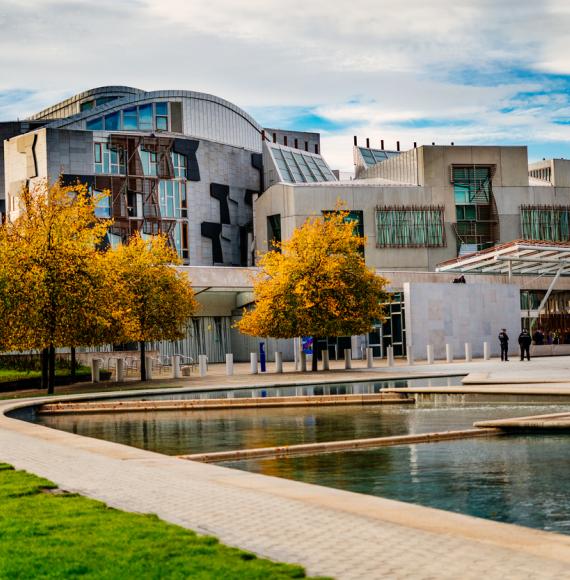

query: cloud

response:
[0,0,570,170]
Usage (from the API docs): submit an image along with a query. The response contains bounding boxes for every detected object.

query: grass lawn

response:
[0,464,323,579]
[0,366,91,382]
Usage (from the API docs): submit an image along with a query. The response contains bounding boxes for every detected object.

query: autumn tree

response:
[237,209,391,370]
[0,180,129,393]
[107,233,198,380]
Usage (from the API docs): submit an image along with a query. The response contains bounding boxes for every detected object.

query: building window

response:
[80,100,95,112]
[323,210,364,238]
[94,190,111,218]
[139,148,158,176]
[267,214,281,250]
[94,141,126,175]
[158,180,183,218]
[104,111,120,131]
[520,205,570,241]
[452,165,497,253]
[123,107,138,130]
[375,206,445,247]
[155,102,169,131]
[86,117,104,130]
[171,152,186,178]
[138,104,153,131]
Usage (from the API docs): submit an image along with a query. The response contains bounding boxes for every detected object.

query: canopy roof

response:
[436,240,570,277]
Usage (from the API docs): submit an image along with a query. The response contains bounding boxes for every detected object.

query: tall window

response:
[139,149,158,176]
[159,180,183,218]
[520,205,570,241]
[94,141,126,175]
[376,206,445,247]
[267,214,281,250]
[452,165,496,253]
[172,152,186,178]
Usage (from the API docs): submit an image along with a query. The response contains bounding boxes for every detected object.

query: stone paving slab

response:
[3,386,570,579]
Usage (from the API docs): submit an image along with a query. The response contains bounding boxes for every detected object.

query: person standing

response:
[518,329,532,361]
[498,329,509,361]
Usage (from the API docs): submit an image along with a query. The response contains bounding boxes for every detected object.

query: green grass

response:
[0,463,322,579]
[0,366,91,382]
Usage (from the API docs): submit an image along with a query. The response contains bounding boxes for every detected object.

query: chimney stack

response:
[413,142,417,148]
[396,141,400,151]
[381,139,384,149]
[354,136,358,146]
[366,137,370,148]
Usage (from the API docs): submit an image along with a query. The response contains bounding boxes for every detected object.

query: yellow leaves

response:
[237,207,391,339]
[0,179,198,352]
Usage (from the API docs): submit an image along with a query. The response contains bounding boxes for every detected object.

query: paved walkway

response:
[3,357,570,579]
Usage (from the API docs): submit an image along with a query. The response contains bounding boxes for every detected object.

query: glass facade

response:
[94,141,126,175]
[86,101,171,132]
[269,144,336,183]
[452,166,497,254]
[358,147,400,168]
[375,206,445,247]
[520,205,570,241]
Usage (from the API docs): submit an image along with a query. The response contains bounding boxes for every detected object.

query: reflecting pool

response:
[35,403,570,457]
[223,434,570,534]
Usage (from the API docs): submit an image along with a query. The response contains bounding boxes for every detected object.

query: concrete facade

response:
[404,282,521,360]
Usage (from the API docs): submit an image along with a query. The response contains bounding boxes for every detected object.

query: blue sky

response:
[1,0,570,171]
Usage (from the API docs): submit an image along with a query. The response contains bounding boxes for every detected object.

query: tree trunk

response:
[312,337,320,372]
[41,348,49,390]
[47,345,56,395]
[70,347,76,382]
[140,341,146,381]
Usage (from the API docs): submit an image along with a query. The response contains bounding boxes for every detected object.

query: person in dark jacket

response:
[518,329,532,361]
[498,329,509,361]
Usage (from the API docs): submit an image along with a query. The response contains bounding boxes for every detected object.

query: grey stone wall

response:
[404,282,521,359]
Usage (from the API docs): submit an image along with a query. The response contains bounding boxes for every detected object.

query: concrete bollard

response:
[366,347,374,369]
[426,344,434,364]
[483,341,490,360]
[199,354,208,377]
[406,345,414,366]
[387,346,394,367]
[299,351,307,372]
[344,348,352,370]
[275,351,283,374]
[91,358,101,383]
[322,350,330,371]
[250,352,258,374]
[226,353,234,376]
[446,344,454,363]
[145,356,154,380]
[172,355,181,379]
[465,342,472,362]
[116,358,125,382]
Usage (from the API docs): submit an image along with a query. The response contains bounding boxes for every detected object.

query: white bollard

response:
[344,348,352,370]
[275,351,283,374]
[172,355,181,379]
[91,358,101,383]
[322,350,330,371]
[300,351,307,372]
[226,353,234,376]
[465,342,472,362]
[407,345,414,366]
[387,346,394,367]
[145,356,154,380]
[250,352,258,374]
[446,343,454,363]
[426,344,434,364]
[116,358,125,382]
[366,347,374,369]
[483,341,490,360]
[199,354,208,377]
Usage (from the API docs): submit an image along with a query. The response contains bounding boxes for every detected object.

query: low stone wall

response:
[530,344,570,357]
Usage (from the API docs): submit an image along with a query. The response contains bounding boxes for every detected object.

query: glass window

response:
[123,107,138,130]
[172,152,186,178]
[155,102,168,115]
[80,100,94,112]
[94,143,102,164]
[104,112,120,131]
[520,205,570,241]
[86,117,103,130]
[94,191,111,218]
[139,149,158,176]
[376,206,446,247]
[159,180,180,218]
[156,116,168,130]
[96,96,118,106]
[138,104,153,130]
[94,140,125,175]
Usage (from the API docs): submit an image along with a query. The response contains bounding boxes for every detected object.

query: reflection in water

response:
[36,403,570,456]
[223,435,570,535]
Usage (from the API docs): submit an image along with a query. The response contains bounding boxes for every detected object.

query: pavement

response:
[3,356,570,579]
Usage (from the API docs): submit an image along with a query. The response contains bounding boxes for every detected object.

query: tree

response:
[237,209,391,370]
[0,179,127,393]
[107,233,198,380]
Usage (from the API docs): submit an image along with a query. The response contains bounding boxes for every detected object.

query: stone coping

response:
[3,385,570,578]
[475,411,570,429]
[180,428,501,463]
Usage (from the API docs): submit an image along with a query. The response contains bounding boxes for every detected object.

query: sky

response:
[2,0,570,172]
